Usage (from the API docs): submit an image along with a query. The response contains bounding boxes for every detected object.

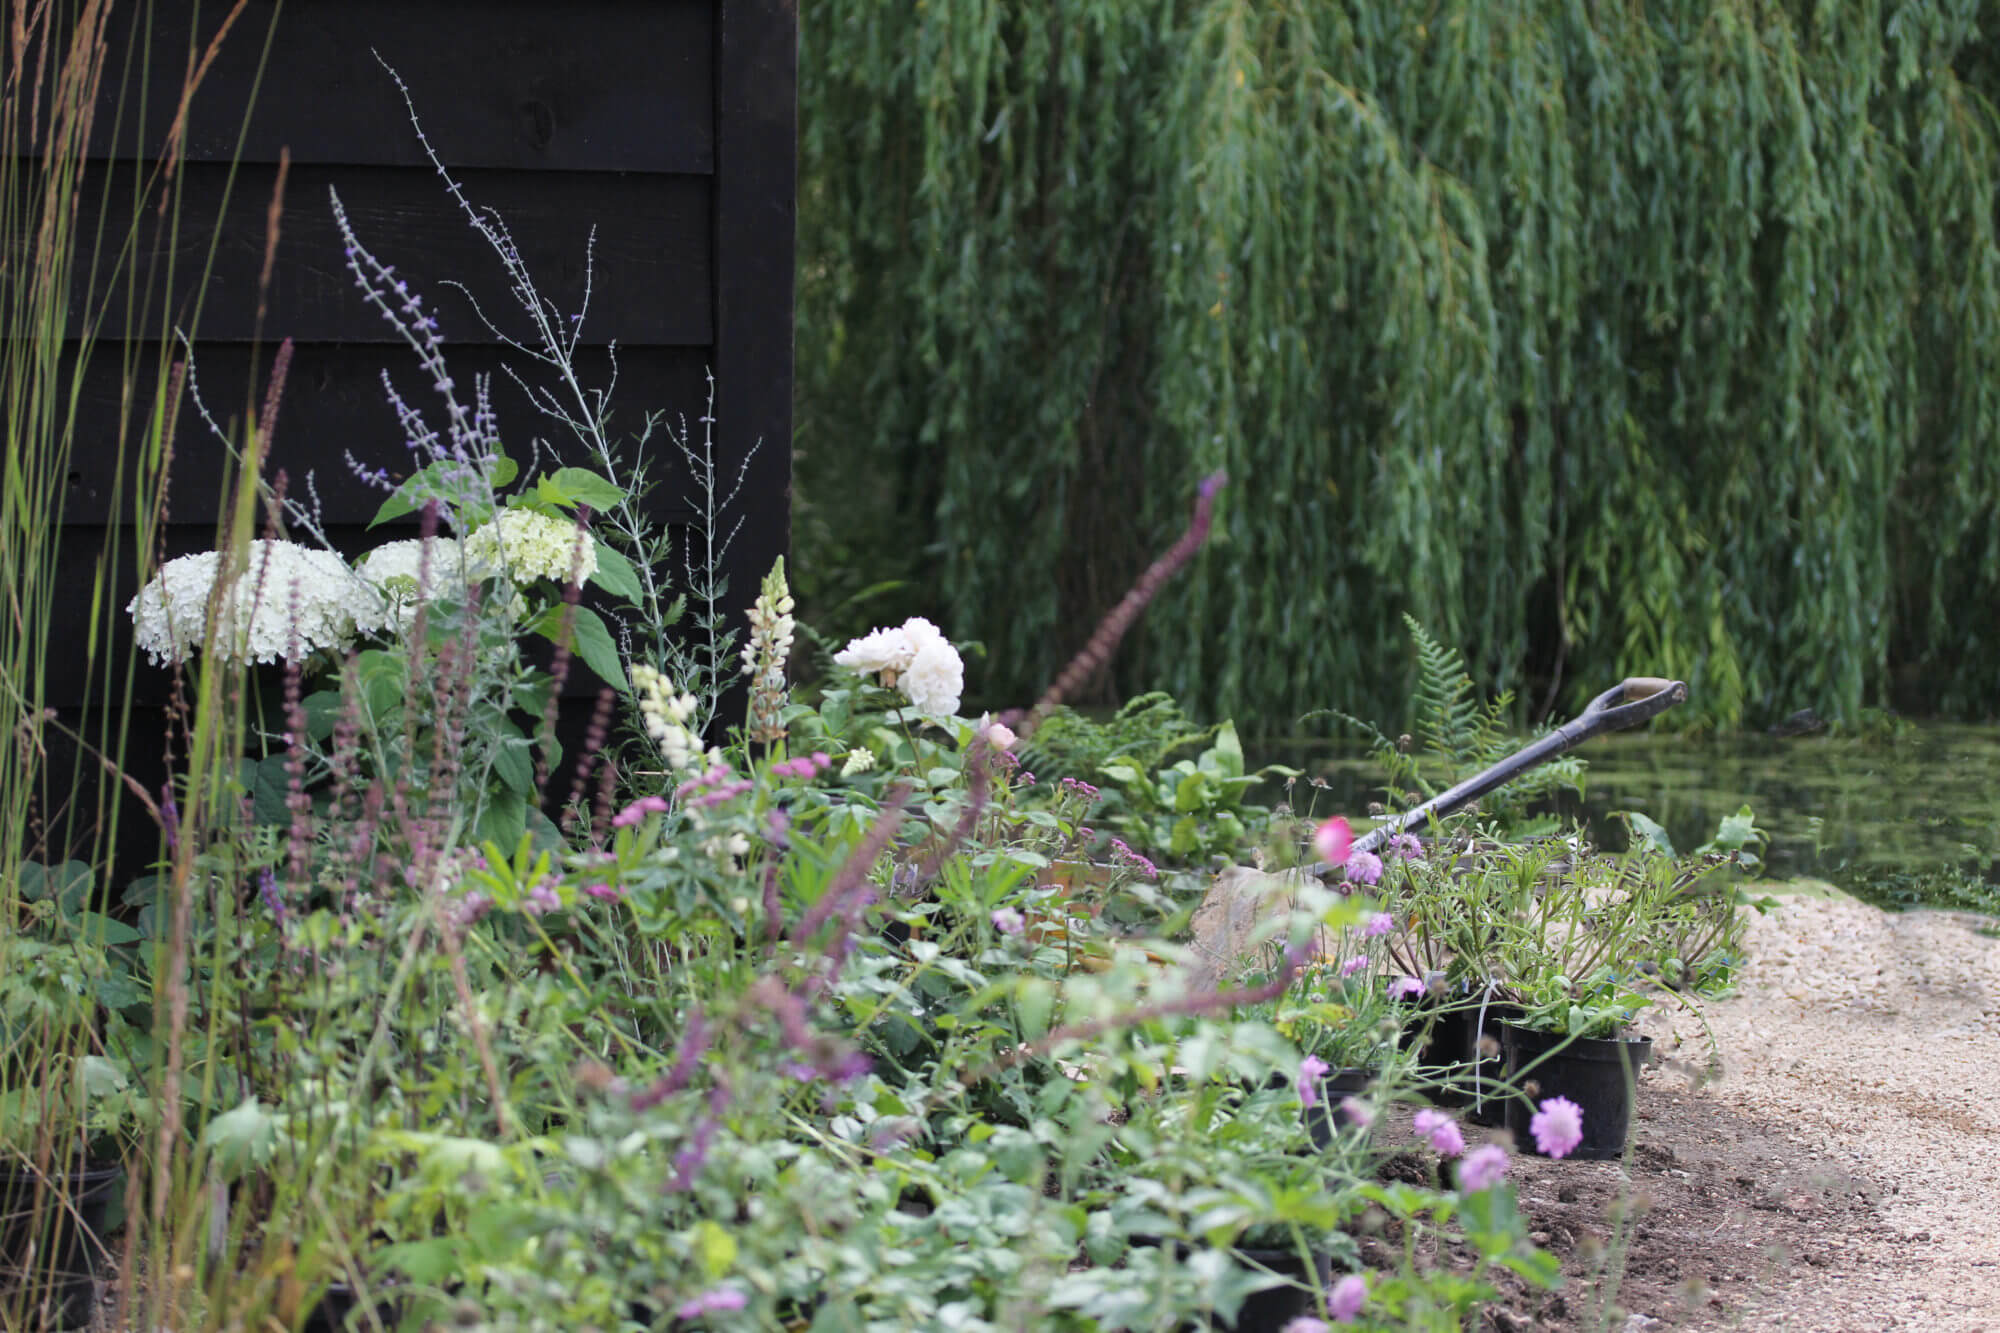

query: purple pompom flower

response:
[1530,1095,1586,1159]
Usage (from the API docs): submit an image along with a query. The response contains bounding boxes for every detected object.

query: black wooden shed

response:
[40,0,796,858]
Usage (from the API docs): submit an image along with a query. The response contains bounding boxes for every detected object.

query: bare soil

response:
[1381,885,2000,1333]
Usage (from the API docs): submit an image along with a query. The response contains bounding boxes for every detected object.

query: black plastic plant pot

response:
[1133,1238,1333,1333]
[1303,1067,1377,1151]
[0,1160,123,1331]
[304,1280,404,1333]
[1500,1024,1652,1161]
[1224,1246,1336,1333]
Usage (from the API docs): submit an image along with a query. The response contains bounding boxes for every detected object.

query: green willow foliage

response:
[797,0,2000,731]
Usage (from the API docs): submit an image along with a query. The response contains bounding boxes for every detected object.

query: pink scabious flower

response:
[1364,911,1395,937]
[1413,1107,1466,1158]
[1457,1143,1510,1192]
[1313,816,1352,865]
[1388,975,1425,1001]
[1530,1095,1586,1159]
[675,1286,748,1319]
[1327,1273,1369,1323]
[1343,850,1383,886]
[611,794,669,828]
[1388,832,1424,860]
[1296,1055,1330,1110]
[523,883,561,915]
[1282,1319,1329,1333]
[991,907,1025,935]
[582,882,624,903]
[1337,1096,1373,1128]
[1339,955,1369,978]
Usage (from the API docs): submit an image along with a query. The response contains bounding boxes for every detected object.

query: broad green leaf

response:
[538,467,626,510]
[1208,720,1244,779]
[694,1220,737,1279]
[589,544,643,603]
[531,605,628,689]
[1618,810,1676,858]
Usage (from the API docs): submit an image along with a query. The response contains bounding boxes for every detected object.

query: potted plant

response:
[1488,846,1672,1160]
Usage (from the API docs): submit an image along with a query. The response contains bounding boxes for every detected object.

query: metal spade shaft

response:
[1312,676,1688,878]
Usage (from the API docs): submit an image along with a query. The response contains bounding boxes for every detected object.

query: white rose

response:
[900,637,964,717]
[984,722,1016,750]
[833,624,915,677]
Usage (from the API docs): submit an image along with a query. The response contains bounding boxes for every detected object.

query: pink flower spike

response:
[1413,1107,1465,1158]
[1327,1273,1368,1323]
[1364,911,1395,937]
[1457,1143,1510,1192]
[1530,1095,1586,1159]
[1313,817,1352,866]
[1296,1055,1330,1111]
[1344,850,1383,886]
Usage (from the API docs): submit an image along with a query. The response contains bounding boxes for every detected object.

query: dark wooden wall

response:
[34,0,795,861]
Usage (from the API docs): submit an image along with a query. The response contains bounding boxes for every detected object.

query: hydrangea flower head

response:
[129,540,384,666]
[1529,1095,1586,1158]
[464,507,598,585]
[355,536,471,631]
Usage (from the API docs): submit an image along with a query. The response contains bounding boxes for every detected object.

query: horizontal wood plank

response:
[88,0,714,172]
[42,162,712,345]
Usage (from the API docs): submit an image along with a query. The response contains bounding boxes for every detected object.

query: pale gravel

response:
[1663,887,2000,1332]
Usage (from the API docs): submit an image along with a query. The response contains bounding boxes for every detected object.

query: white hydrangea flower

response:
[354,537,473,631]
[128,540,381,666]
[832,624,914,678]
[901,636,964,717]
[464,508,598,585]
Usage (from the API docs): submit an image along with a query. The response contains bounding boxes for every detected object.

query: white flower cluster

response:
[832,616,964,717]
[353,537,472,631]
[128,541,385,666]
[740,558,795,743]
[631,664,707,773]
[464,508,599,585]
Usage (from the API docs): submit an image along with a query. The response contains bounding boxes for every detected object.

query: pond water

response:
[1253,724,2000,912]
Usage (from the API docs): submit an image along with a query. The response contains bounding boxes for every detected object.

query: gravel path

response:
[1679,885,2000,1331]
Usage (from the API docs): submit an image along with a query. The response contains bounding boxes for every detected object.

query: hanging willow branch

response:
[798,0,2000,729]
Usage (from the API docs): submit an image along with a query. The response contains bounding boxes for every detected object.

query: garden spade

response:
[1310,676,1688,877]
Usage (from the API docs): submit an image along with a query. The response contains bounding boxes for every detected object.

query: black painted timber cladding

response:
[46,0,796,713]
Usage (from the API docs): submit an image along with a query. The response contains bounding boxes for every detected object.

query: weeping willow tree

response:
[797,0,2000,731]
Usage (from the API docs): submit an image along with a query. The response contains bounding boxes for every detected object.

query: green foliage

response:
[798,0,2000,729]
[1014,693,1210,786]
[1318,619,1583,834]
[1098,720,1299,864]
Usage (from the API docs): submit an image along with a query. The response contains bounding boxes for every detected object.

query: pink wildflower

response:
[1339,955,1369,978]
[1344,850,1383,886]
[1529,1095,1586,1159]
[1282,1319,1329,1333]
[1313,817,1352,865]
[582,882,624,903]
[1296,1055,1330,1111]
[523,883,561,916]
[1337,1096,1373,1128]
[1389,832,1424,860]
[991,907,1025,935]
[675,1287,748,1319]
[1364,911,1395,936]
[1389,975,1425,1001]
[1413,1107,1465,1158]
[1457,1143,1510,1192]
[1327,1273,1368,1323]
[611,794,669,828]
